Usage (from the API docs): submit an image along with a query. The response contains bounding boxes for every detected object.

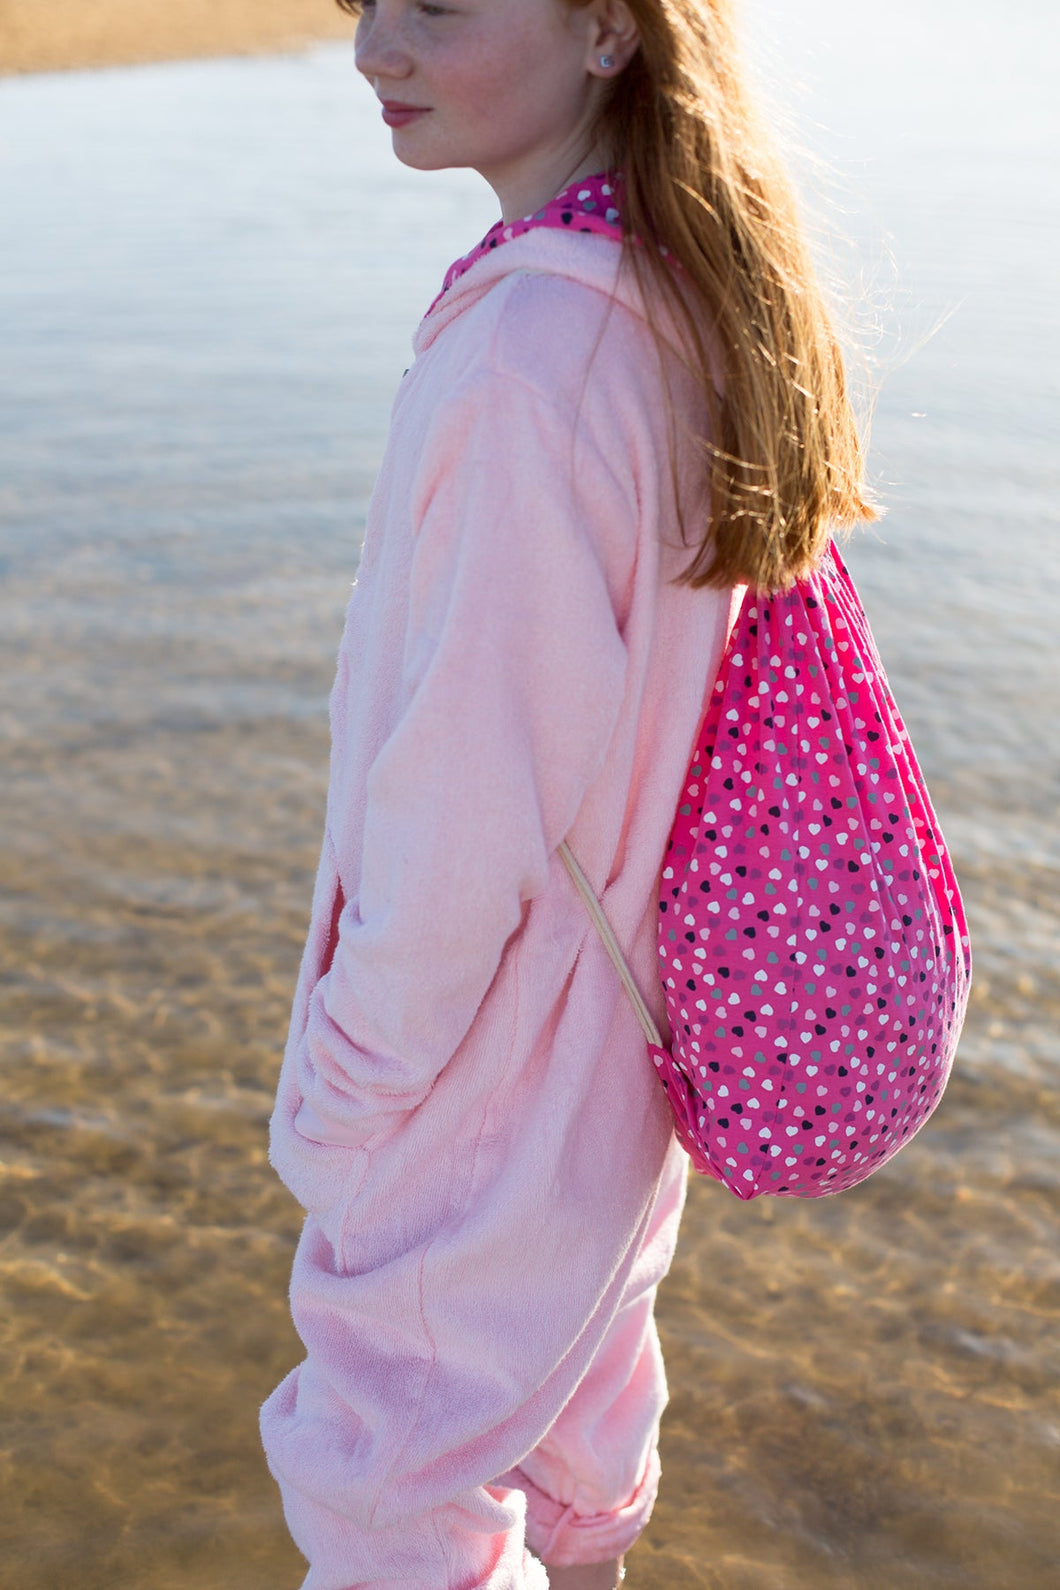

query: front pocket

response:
[294,1095,377,1150]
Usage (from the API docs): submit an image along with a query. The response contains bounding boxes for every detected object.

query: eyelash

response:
[357,1,452,13]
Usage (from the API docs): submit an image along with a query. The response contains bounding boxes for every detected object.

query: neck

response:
[486,144,613,226]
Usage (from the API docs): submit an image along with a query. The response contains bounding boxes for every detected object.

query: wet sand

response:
[0,0,352,76]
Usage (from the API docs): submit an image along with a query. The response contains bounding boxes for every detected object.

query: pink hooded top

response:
[262,181,738,1581]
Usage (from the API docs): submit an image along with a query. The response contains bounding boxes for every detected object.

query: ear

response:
[582,0,640,77]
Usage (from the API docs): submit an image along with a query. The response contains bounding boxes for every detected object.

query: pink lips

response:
[381,101,430,128]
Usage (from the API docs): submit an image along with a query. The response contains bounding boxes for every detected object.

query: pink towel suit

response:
[261,173,739,1588]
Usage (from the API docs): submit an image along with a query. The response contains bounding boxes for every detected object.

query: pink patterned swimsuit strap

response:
[426,171,626,315]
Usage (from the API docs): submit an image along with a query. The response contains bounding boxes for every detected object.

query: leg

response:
[261,1222,551,1589]
[502,1140,688,1574]
[263,1110,687,1587]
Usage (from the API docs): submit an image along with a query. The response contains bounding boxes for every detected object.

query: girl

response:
[260,0,874,1585]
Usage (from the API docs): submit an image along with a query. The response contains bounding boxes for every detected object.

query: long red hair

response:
[584,0,877,589]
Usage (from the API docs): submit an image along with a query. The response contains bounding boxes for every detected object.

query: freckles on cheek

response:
[453,37,521,106]
[445,35,562,150]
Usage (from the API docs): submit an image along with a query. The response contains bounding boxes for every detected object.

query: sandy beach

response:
[0,0,352,75]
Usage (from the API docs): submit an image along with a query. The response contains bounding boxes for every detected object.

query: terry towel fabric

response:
[260,220,737,1587]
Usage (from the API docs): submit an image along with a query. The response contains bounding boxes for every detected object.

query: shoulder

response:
[486,270,656,392]
[490,278,679,464]
[417,228,713,426]
[408,229,713,509]
[428,269,673,484]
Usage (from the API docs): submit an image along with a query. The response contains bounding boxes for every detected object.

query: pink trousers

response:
[262,1140,687,1589]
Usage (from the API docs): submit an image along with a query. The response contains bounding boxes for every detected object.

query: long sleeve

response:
[290,368,635,1150]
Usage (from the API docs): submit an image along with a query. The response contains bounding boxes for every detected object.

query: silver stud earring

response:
[599,54,616,69]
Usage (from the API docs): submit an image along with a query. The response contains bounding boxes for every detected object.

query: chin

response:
[390,131,476,176]
[392,148,453,172]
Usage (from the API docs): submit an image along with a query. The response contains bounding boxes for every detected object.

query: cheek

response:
[431,33,580,145]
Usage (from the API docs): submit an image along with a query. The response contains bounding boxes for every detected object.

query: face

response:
[354,0,629,218]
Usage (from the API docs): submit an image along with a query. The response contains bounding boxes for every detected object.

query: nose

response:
[354,6,414,83]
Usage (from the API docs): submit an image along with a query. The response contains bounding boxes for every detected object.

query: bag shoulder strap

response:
[557,840,663,1048]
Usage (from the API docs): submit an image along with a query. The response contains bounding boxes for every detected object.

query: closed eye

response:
[353,0,454,13]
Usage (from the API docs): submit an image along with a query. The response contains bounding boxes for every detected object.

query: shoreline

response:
[0,0,353,78]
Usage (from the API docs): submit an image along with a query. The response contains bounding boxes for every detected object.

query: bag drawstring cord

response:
[557,840,664,1050]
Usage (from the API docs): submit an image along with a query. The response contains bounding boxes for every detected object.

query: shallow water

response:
[1,4,1058,1586]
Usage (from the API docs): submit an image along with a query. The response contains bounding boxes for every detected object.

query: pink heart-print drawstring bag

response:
[561,543,971,1198]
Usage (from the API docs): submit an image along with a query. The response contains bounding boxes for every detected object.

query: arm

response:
[293,369,634,1147]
